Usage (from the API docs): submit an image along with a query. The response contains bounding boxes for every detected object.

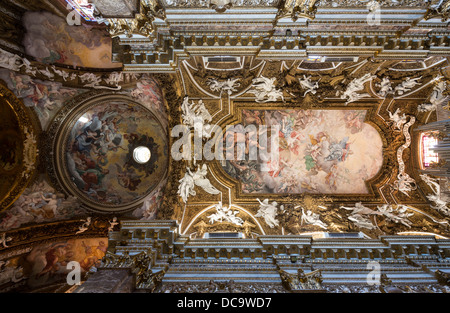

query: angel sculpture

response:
[207,78,240,95]
[299,75,319,97]
[376,77,393,97]
[192,164,220,194]
[340,202,382,230]
[388,108,408,130]
[339,73,375,104]
[256,198,282,228]
[178,165,220,203]
[299,208,328,230]
[76,217,92,234]
[419,81,449,112]
[340,202,382,216]
[376,204,413,228]
[420,174,450,216]
[249,76,284,103]
[207,202,244,226]
[181,97,213,139]
[0,233,12,248]
[108,217,119,232]
[178,167,196,203]
[394,76,422,95]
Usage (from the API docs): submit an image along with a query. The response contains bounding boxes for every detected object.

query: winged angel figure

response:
[178,164,220,203]
[249,76,285,103]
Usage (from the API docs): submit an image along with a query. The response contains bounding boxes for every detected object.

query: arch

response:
[181,204,267,235]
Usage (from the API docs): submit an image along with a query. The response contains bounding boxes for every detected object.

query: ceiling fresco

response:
[53,95,169,212]
[0,0,450,293]
[22,11,121,69]
[221,108,383,194]
[160,55,450,239]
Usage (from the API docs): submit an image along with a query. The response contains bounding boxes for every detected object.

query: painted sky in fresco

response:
[222,109,383,194]
[22,11,121,69]
[66,100,168,206]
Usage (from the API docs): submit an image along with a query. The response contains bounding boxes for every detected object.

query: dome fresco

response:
[64,99,168,209]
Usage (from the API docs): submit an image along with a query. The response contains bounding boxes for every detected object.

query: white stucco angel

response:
[0,233,12,248]
[420,174,441,195]
[299,75,319,96]
[181,97,213,139]
[376,77,393,97]
[178,165,220,203]
[339,73,375,104]
[394,172,417,197]
[249,76,284,103]
[299,207,328,230]
[348,214,376,230]
[340,202,381,216]
[192,164,220,194]
[256,198,282,228]
[394,76,422,96]
[340,202,382,230]
[108,217,119,232]
[420,174,450,216]
[0,48,23,71]
[0,261,24,285]
[207,201,244,226]
[207,77,241,95]
[419,80,449,112]
[76,217,92,234]
[388,108,408,130]
[376,204,414,228]
[178,167,196,203]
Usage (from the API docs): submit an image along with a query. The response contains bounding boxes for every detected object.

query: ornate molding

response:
[277,0,320,21]
[0,83,39,212]
[105,0,166,38]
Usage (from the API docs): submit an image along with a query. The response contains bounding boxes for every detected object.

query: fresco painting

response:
[0,238,108,289]
[0,69,81,129]
[66,101,168,206]
[222,109,383,194]
[22,11,120,69]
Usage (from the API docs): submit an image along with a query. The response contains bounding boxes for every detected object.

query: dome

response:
[51,93,169,212]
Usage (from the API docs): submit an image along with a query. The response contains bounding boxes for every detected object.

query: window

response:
[421,133,439,168]
[65,0,97,22]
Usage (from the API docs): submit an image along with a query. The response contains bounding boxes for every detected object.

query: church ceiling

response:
[0,0,449,292]
[161,55,450,239]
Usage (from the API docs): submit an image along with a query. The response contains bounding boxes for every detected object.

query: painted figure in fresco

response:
[115,164,143,191]
[79,240,106,271]
[80,167,110,191]
[36,243,68,278]
[325,137,351,162]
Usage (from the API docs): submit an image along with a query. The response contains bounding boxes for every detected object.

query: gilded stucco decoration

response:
[0,83,39,213]
[169,56,450,239]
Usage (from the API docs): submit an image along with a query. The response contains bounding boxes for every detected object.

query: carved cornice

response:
[0,217,111,254]
[276,0,320,21]
[105,0,166,38]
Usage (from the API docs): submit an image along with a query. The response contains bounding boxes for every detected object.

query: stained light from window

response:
[421,133,439,167]
[66,0,97,22]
